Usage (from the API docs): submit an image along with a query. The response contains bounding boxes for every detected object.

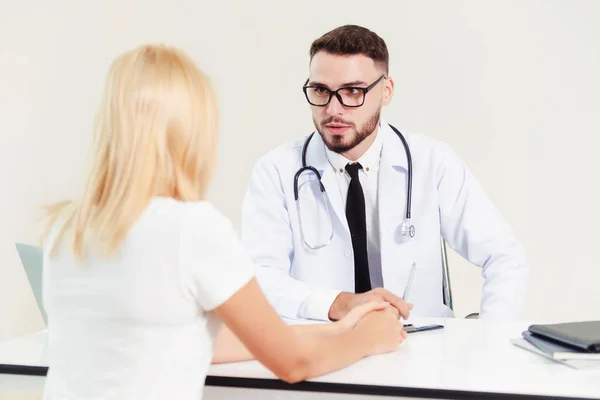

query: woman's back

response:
[43,197,254,399]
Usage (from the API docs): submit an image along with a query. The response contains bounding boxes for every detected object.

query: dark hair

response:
[309,25,389,74]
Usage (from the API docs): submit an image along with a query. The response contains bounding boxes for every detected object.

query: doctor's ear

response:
[382,76,395,106]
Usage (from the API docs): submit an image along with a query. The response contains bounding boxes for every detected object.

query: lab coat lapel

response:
[378,122,412,285]
[305,133,350,233]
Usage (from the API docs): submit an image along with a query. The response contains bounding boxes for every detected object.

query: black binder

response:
[528,321,600,353]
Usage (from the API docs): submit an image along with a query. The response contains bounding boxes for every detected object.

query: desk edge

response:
[0,366,595,400]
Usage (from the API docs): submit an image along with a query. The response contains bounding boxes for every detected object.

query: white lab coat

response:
[241,120,528,321]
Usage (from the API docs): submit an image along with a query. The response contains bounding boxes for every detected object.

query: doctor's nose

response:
[326,94,345,116]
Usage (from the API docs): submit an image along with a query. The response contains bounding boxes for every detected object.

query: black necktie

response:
[345,163,371,293]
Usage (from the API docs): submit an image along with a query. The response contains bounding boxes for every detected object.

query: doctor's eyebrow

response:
[339,80,368,87]
[305,79,369,88]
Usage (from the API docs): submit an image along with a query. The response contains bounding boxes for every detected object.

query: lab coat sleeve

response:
[241,157,341,320]
[436,143,529,319]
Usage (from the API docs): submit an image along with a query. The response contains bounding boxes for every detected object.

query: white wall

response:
[2,0,600,342]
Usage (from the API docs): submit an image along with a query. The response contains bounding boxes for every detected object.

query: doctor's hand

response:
[328,288,413,322]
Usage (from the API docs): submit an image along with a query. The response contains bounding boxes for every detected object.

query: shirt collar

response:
[325,122,384,176]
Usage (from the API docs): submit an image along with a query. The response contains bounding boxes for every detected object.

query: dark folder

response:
[528,321,600,353]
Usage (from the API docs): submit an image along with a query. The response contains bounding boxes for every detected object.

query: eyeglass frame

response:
[302,74,387,108]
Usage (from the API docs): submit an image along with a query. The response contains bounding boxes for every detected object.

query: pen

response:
[402,262,416,300]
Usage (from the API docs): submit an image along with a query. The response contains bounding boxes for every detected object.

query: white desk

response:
[1,318,599,399]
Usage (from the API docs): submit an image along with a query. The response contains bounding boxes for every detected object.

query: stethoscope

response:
[293,124,415,250]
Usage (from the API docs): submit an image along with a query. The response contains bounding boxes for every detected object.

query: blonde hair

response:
[43,44,219,260]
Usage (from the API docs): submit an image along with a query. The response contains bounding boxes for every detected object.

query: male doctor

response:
[242,24,528,322]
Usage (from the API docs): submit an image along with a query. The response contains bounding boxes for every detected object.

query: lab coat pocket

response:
[408,262,445,315]
[295,179,333,250]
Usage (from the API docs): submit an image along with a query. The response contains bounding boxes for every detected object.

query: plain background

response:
[1,2,600,396]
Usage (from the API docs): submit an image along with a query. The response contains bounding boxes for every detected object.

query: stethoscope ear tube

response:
[294,165,324,201]
[388,125,413,222]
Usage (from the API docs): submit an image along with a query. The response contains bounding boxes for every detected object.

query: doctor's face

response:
[305,52,394,154]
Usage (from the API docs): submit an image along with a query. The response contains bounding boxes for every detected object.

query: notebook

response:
[528,321,600,353]
[511,338,600,370]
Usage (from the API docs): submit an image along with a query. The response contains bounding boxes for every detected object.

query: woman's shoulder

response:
[151,197,236,238]
[153,199,243,264]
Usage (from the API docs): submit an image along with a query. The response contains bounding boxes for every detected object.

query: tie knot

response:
[345,162,363,179]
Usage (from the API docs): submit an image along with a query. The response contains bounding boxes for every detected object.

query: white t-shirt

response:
[42,197,255,400]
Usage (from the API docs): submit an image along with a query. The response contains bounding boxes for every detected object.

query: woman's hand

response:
[354,306,408,356]
[336,300,392,331]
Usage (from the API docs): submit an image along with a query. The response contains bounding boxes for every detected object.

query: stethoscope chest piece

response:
[399,220,416,242]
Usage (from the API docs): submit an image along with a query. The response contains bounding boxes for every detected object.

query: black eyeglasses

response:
[302,75,386,107]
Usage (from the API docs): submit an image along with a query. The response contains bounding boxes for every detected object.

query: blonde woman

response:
[41,44,407,400]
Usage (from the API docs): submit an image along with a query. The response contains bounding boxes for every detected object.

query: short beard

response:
[315,111,381,154]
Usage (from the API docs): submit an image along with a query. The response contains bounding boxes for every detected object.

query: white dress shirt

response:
[324,130,384,288]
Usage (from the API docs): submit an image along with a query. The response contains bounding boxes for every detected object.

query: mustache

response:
[321,117,354,127]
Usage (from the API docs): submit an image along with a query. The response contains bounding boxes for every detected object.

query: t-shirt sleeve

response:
[180,202,256,312]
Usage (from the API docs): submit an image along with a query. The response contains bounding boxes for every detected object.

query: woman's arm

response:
[213,278,406,383]
[213,322,340,364]
[212,303,376,364]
